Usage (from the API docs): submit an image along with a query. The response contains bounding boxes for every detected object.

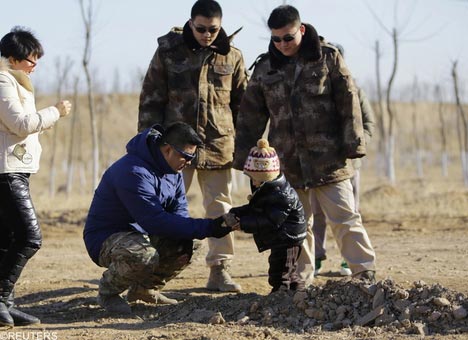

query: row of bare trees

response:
[367,2,468,187]
[42,0,468,197]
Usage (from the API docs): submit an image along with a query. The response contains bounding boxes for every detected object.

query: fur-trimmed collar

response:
[268,23,322,69]
[0,57,34,92]
[182,21,231,56]
[0,57,10,72]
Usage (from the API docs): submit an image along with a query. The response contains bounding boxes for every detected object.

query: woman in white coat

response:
[0,27,71,327]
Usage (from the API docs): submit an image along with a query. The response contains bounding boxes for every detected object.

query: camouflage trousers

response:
[98,231,201,296]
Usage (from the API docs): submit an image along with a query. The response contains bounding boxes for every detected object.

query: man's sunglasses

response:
[194,26,220,34]
[170,144,196,162]
[271,27,300,43]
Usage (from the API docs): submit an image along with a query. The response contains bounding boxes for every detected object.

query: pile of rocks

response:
[241,278,467,336]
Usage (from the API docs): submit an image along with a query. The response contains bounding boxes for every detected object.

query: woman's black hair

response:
[0,26,44,60]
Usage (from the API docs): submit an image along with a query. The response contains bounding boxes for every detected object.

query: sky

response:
[2,0,468,101]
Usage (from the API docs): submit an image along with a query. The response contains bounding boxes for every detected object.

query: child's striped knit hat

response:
[243,139,280,182]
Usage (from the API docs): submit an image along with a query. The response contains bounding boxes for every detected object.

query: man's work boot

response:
[206,261,242,293]
[97,293,132,315]
[127,285,177,305]
[6,290,40,326]
[353,270,376,283]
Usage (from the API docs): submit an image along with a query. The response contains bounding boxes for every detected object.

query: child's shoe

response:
[314,259,322,276]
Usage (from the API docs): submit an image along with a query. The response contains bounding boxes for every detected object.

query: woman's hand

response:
[55,100,72,117]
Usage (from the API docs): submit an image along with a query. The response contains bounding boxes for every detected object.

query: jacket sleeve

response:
[358,87,376,144]
[328,52,366,159]
[138,47,168,132]
[229,51,248,126]
[114,167,213,240]
[233,66,270,170]
[0,73,60,138]
[239,195,291,234]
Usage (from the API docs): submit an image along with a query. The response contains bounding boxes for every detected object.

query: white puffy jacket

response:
[0,57,60,173]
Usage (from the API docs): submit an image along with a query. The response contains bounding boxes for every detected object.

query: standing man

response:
[138,0,248,292]
[233,5,376,287]
[313,42,376,277]
[84,123,234,315]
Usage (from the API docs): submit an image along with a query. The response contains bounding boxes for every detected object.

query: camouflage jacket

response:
[233,24,366,189]
[138,22,248,170]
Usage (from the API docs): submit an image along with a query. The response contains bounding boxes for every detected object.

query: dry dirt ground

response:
[1,177,468,340]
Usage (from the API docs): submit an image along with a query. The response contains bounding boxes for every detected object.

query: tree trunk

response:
[374,40,387,177]
[434,85,448,177]
[411,77,423,178]
[451,61,468,186]
[80,0,99,190]
[48,57,72,197]
[385,29,399,185]
[66,77,80,196]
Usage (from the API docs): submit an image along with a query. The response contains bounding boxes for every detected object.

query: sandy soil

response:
[0,176,466,340]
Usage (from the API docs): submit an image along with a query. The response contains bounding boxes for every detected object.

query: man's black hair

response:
[191,0,223,19]
[267,5,301,29]
[161,122,203,149]
[0,26,44,60]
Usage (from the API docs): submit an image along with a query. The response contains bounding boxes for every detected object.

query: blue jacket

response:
[83,126,214,264]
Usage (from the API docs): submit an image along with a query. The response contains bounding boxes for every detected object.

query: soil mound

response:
[144,279,467,337]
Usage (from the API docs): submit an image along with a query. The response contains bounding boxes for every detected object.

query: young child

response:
[228,139,307,292]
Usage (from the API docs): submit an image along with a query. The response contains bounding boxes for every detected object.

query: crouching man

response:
[83,122,233,314]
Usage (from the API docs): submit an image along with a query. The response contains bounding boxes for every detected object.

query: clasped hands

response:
[222,212,240,231]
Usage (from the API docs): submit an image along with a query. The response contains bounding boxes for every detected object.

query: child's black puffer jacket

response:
[231,173,307,252]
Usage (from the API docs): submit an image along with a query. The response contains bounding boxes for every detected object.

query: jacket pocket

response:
[210,106,234,137]
[5,133,40,171]
[262,72,285,113]
[212,64,233,91]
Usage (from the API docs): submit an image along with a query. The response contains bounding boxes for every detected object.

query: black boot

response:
[6,290,40,326]
[0,282,13,327]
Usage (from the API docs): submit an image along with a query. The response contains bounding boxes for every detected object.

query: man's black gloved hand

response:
[210,216,232,238]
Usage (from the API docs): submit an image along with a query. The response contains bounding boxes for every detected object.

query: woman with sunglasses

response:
[0,26,71,327]
[233,5,376,288]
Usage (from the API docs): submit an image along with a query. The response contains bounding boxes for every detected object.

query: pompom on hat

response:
[243,139,280,182]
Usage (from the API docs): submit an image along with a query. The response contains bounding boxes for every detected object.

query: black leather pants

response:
[0,173,41,299]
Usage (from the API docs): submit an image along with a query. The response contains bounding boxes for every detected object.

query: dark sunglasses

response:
[170,144,196,162]
[271,27,300,43]
[194,26,220,34]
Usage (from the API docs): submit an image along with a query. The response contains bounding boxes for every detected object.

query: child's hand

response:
[223,213,240,230]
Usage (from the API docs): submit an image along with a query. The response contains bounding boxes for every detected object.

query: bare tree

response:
[79,0,99,189]
[49,56,73,197]
[365,1,439,185]
[373,40,387,177]
[434,85,449,177]
[66,77,80,196]
[96,94,111,167]
[410,76,423,178]
[451,61,468,185]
